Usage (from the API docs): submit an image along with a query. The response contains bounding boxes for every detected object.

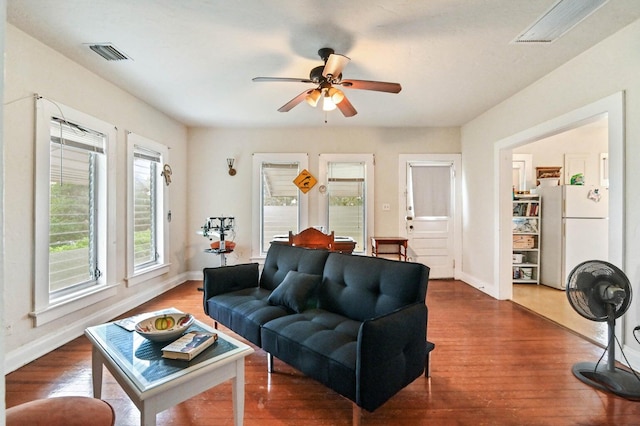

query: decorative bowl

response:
[134,313,194,342]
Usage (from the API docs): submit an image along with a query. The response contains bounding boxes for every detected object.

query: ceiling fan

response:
[252,48,402,117]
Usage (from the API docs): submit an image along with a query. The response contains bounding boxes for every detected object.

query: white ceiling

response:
[7,0,640,128]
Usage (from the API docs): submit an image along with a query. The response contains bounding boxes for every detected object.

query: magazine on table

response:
[114,313,154,331]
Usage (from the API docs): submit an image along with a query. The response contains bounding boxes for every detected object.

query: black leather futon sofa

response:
[202,243,432,415]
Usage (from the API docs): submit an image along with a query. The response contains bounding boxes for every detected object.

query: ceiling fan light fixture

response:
[305,89,321,107]
[328,87,345,104]
[322,93,337,111]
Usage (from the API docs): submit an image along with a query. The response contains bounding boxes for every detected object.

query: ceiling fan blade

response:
[253,77,313,83]
[340,79,402,93]
[323,54,350,79]
[336,96,357,117]
[277,89,314,112]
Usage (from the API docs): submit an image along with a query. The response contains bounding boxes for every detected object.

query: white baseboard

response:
[456,271,499,299]
[186,270,204,281]
[620,344,640,372]
[4,272,188,373]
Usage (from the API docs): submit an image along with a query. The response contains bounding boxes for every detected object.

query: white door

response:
[399,155,460,279]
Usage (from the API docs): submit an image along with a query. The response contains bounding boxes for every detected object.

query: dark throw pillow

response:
[267,270,322,313]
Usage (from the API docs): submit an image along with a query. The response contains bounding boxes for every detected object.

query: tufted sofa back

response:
[318,253,429,321]
[260,244,330,291]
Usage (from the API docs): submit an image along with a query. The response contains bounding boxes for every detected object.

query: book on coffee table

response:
[161,331,218,361]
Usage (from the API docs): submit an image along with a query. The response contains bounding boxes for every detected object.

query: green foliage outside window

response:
[49,182,90,252]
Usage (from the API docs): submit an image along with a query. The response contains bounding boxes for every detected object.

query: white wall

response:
[186,126,460,272]
[2,25,188,372]
[461,19,640,363]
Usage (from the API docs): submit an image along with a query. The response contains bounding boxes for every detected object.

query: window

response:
[319,154,374,254]
[408,163,451,218]
[34,98,117,326]
[252,153,309,258]
[126,133,170,285]
[48,118,104,295]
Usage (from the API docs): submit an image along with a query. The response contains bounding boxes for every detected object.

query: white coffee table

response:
[85,308,253,426]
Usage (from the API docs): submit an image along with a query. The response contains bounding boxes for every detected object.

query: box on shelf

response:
[513,235,535,249]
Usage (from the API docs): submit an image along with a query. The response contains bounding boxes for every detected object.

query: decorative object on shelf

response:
[535,166,561,186]
[512,218,538,233]
[227,158,236,176]
[570,173,584,185]
[161,163,172,186]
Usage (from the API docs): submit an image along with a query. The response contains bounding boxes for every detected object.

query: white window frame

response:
[251,153,309,260]
[126,132,170,286]
[318,153,374,255]
[32,98,117,326]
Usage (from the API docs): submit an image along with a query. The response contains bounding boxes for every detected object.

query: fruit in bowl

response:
[134,313,194,342]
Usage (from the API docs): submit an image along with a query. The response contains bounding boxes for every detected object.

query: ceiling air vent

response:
[88,43,131,61]
[513,0,609,44]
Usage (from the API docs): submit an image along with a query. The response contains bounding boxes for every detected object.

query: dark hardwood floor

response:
[6,279,640,425]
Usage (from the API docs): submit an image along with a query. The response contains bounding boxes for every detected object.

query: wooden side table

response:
[371,237,408,261]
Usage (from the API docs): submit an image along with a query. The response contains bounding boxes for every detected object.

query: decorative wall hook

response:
[161,164,172,186]
[227,158,237,176]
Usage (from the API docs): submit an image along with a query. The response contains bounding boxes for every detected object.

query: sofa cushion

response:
[267,270,321,313]
[319,253,429,321]
[261,309,360,402]
[206,287,289,346]
[260,244,330,291]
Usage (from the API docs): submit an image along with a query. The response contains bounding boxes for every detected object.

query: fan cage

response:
[566,260,632,321]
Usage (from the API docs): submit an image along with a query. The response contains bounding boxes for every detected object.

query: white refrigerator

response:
[539,185,609,290]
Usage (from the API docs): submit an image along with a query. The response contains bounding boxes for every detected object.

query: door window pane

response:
[409,165,451,217]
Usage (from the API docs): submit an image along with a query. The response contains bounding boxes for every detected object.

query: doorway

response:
[496,92,624,344]
[398,154,462,279]
[510,118,608,345]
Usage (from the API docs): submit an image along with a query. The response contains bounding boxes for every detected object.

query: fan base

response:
[573,362,640,400]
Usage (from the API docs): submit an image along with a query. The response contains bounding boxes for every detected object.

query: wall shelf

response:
[513,196,541,284]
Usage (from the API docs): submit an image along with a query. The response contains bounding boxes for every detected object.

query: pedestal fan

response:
[566,260,640,400]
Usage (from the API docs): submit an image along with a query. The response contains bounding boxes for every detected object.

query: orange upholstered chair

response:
[288,228,334,250]
[6,396,115,426]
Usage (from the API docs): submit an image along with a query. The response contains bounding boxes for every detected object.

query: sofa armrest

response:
[357,302,427,412]
[202,263,259,314]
